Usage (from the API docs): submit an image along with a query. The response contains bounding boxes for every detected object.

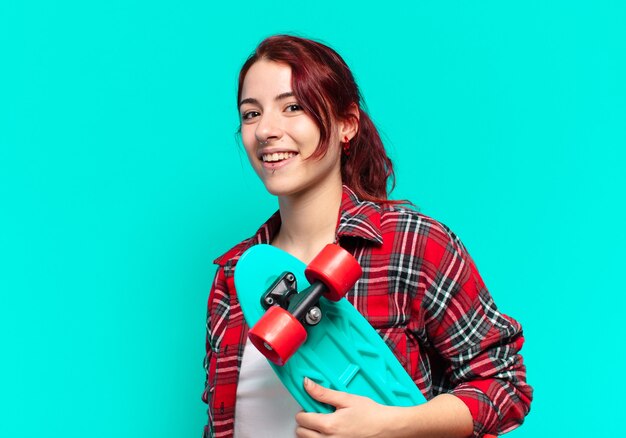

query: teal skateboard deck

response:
[234,244,426,413]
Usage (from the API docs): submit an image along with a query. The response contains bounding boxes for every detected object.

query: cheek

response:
[292,120,321,151]
[240,127,258,161]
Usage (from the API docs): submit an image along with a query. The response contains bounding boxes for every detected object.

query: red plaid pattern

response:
[202,186,532,437]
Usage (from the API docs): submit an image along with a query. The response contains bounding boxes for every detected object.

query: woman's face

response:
[239,60,342,197]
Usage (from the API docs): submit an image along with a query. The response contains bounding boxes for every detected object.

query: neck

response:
[273,179,343,264]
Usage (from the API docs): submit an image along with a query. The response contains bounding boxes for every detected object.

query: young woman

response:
[202,35,532,438]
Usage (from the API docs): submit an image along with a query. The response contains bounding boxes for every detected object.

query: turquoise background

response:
[1,1,624,436]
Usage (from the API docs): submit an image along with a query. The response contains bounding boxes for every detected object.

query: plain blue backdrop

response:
[1,1,624,436]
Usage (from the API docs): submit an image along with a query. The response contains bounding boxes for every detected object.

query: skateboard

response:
[234,243,426,413]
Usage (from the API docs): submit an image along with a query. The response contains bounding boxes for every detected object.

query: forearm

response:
[387,394,473,438]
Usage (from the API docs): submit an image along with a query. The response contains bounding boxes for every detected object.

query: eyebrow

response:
[239,91,295,108]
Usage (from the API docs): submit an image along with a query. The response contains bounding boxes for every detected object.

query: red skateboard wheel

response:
[305,244,362,301]
[248,306,307,366]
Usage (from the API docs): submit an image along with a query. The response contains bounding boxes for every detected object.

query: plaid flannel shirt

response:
[202,186,532,437]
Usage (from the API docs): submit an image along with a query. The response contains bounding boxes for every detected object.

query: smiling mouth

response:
[261,152,297,163]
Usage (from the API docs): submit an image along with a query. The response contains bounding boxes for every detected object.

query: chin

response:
[263,182,297,197]
[260,178,309,198]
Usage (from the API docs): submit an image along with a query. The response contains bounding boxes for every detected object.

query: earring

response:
[342,136,351,156]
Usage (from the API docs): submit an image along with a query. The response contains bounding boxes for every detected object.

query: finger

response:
[303,377,350,409]
[295,424,324,438]
[295,411,327,431]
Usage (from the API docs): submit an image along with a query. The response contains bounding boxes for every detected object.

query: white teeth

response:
[262,152,296,162]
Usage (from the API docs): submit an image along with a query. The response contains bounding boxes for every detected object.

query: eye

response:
[241,110,260,121]
[285,104,302,112]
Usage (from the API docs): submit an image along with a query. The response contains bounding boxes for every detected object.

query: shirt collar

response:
[336,185,383,245]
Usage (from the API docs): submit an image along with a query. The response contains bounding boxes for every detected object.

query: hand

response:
[294,378,475,438]
[295,378,402,438]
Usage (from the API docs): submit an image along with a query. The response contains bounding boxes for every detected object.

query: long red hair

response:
[238,35,397,202]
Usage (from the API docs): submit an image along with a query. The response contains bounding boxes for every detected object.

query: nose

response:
[255,110,283,145]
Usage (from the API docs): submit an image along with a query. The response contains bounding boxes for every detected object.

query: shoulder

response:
[379,203,464,249]
[212,236,255,269]
[375,203,475,272]
[212,210,281,269]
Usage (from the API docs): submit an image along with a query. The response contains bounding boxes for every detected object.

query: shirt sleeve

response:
[419,224,533,436]
[202,266,228,405]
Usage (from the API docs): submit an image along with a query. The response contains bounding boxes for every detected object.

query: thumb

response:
[303,377,350,409]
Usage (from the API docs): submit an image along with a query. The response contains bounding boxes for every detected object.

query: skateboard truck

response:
[261,272,298,310]
[249,244,362,366]
[261,272,326,327]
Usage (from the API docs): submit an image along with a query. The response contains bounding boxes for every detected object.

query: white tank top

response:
[234,338,301,438]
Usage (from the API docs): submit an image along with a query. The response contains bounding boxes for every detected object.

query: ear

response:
[338,103,360,142]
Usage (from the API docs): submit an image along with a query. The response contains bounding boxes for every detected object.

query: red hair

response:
[238,35,397,202]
